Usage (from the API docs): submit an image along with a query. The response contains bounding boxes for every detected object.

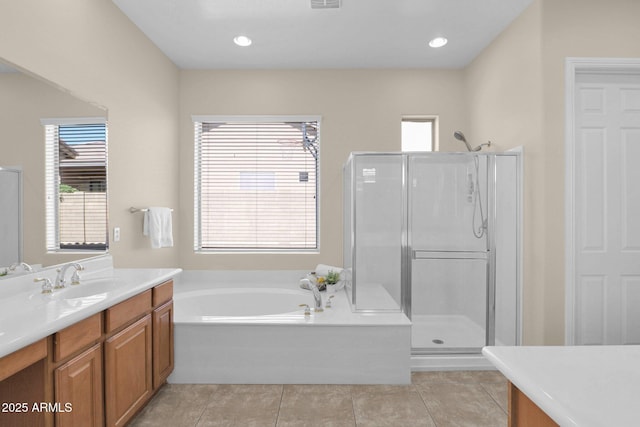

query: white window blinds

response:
[194,116,320,251]
[43,118,108,251]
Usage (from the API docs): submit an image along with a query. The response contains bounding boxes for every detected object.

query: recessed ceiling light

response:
[233,35,252,47]
[429,37,448,48]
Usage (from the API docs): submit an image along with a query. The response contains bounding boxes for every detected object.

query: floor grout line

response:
[350,386,358,427]
[479,382,509,416]
[193,386,216,427]
[415,384,439,427]
[274,385,284,427]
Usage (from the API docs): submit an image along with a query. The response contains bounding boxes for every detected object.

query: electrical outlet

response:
[113,227,120,242]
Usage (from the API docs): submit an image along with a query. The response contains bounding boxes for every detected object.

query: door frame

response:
[564,57,640,345]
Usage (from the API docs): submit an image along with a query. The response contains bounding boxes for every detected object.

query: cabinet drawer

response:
[105,290,152,333]
[55,313,102,362]
[152,280,173,307]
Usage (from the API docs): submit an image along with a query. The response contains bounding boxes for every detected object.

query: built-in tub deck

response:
[168,271,411,384]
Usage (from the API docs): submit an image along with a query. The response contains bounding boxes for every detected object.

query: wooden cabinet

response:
[508,382,559,427]
[0,339,48,427]
[153,301,174,388]
[105,315,153,427]
[54,344,103,427]
[0,278,174,427]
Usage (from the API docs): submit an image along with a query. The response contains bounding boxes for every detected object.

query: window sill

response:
[195,249,320,255]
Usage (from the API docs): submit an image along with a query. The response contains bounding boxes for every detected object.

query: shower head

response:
[454,131,474,152]
[453,131,466,142]
[453,131,491,152]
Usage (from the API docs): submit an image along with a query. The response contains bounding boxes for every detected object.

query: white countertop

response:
[482,345,640,427]
[0,262,181,359]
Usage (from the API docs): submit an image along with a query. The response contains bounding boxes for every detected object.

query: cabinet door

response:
[55,343,103,427]
[153,301,174,389]
[105,315,152,427]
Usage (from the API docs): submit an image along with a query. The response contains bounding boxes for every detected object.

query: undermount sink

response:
[0,278,118,325]
[55,277,121,300]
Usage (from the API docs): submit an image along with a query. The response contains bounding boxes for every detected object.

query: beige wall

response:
[466,0,640,345]
[465,1,544,345]
[179,69,466,270]
[4,0,640,345]
[0,0,180,268]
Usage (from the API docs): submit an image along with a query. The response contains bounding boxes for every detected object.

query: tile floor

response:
[130,370,508,427]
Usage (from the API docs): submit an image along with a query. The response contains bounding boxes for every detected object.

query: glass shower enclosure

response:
[343,152,521,354]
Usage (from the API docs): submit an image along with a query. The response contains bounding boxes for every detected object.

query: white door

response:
[573,71,640,345]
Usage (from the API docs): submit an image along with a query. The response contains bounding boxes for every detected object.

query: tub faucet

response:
[54,262,84,289]
[308,280,323,312]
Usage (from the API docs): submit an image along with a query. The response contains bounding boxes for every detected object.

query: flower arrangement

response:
[315,270,341,291]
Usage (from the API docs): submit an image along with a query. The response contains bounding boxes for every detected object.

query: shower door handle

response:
[412,250,488,260]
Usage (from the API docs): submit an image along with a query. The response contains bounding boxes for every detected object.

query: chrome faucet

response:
[54,262,84,289]
[307,280,323,312]
[9,262,33,273]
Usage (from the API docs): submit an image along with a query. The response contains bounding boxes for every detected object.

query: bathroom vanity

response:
[0,256,181,427]
[483,345,640,426]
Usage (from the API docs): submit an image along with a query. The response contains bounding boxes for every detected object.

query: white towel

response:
[314,264,343,277]
[143,207,173,248]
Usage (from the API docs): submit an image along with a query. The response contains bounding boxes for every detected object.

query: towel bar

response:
[129,207,174,213]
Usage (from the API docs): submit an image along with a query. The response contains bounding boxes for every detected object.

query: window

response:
[194,116,320,252]
[401,117,436,151]
[43,118,108,251]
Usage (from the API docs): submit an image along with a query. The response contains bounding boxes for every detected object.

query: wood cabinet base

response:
[509,382,558,427]
[0,360,47,427]
[1,279,174,427]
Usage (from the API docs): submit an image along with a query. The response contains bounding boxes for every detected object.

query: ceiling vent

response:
[310,0,340,9]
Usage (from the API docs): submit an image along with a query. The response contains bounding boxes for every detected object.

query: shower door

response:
[0,167,22,266]
[408,154,492,353]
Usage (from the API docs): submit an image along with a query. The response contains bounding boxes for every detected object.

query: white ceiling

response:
[112,0,533,69]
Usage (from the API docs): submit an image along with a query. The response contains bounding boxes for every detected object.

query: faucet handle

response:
[70,270,81,285]
[34,277,53,294]
[325,295,335,308]
[298,304,311,316]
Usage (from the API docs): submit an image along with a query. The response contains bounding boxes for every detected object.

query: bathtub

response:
[168,270,411,384]
[175,287,314,317]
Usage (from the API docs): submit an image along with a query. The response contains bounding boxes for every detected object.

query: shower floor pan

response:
[411,314,486,350]
[410,314,496,370]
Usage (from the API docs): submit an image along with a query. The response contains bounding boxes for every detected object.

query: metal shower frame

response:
[344,151,522,355]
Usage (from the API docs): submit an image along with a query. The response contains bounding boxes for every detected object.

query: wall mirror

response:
[0,59,108,272]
